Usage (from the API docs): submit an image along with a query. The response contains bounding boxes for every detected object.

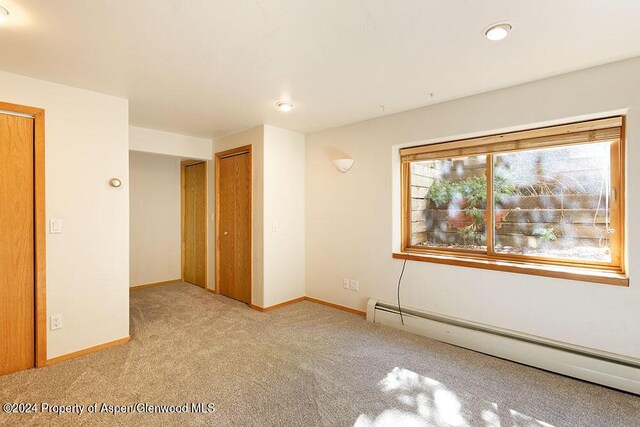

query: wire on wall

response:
[397,258,407,325]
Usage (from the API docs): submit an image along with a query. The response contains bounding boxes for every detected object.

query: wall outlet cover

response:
[50,314,63,330]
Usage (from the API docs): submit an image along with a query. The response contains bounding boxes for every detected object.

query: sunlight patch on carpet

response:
[354,367,555,427]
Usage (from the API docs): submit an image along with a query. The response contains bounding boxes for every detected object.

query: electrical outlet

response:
[50,314,63,330]
[349,279,359,291]
[343,279,349,289]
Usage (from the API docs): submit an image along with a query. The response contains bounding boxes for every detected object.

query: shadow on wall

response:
[323,146,351,161]
[354,367,553,427]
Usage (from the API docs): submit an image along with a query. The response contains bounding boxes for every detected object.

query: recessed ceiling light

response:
[276,102,293,112]
[0,6,9,23]
[485,22,512,41]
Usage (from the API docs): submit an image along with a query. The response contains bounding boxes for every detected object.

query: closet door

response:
[217,151,251,304]
[182,162,207,287]
[0,113,35,375]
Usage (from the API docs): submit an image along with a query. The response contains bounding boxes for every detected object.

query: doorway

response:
[215,145,252,304]
[181,160,208,288]
[0,102,46,374]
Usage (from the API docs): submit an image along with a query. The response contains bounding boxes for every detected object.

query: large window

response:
[399,117,626,285]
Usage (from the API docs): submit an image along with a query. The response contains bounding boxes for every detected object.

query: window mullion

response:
[486,154,494,256]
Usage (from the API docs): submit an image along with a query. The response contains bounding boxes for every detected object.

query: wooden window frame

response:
[397,116,628,286]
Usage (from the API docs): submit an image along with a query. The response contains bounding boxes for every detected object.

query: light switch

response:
[272,221,279,232]
[49,219,62,234]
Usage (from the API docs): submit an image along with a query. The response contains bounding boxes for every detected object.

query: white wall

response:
[211,125,306,308]
[263,126,306,306]
[129,126,213,289]
[130,126,212,160]
[212,126,265,306]
[305,57,640,359]
[0,70,129,359]
[129,151,181,286]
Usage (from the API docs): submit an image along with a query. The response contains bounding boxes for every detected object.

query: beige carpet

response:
[1,282,639,426]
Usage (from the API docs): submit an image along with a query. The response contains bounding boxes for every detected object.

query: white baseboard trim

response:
[367,299,640,395]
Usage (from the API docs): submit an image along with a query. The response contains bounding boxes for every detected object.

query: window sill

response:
[392,252,629,287]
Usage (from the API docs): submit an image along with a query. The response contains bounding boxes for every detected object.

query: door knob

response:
[224,231,229,236]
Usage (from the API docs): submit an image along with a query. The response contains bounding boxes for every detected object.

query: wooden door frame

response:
[215,145,253,303]
[180,159,209,288]
[0,101,46,368]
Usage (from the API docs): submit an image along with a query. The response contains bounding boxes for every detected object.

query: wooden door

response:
[217,150,251,304]
[182,162,207,287]
[0,113,35,375]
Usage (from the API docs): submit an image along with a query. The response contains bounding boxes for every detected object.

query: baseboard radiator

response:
[366,298,640,395]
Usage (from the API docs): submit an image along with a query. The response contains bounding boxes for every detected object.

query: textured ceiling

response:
[0,0,639,137]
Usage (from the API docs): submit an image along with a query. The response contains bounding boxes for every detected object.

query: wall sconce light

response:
[333,158,354,173]
[0,6,10,24]
[109,178,122,188]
